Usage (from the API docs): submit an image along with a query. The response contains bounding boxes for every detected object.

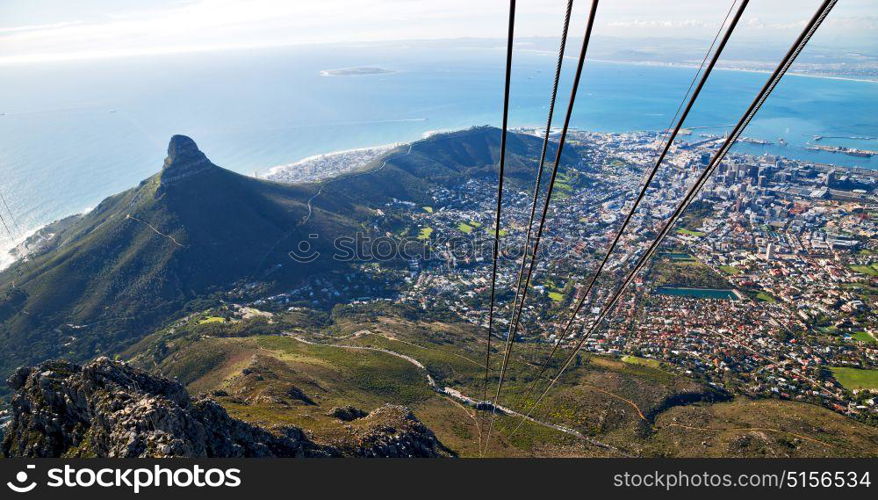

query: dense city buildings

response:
[260,128,878,421]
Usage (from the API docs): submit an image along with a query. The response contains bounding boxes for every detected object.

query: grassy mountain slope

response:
[126,304,878,458]
[0,127,577,382]
[0,136,345,377]
[300,126,579,230]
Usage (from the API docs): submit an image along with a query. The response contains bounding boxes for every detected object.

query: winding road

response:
[287,333,629,456]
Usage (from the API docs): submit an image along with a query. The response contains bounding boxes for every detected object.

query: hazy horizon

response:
[1,0,875,65]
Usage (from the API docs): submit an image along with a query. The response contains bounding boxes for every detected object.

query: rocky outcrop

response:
[159,135,214,186]
[329,405,368,422]
[0,358,329,458]
[1,358,452,458]
[343,405,456,458]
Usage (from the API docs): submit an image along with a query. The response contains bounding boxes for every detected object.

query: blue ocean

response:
[1,42,876,265]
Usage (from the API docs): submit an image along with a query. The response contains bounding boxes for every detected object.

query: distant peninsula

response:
[320,67,394,77]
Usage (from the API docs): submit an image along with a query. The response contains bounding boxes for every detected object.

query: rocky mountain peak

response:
[161,135,213,184]
[164,134,205,167]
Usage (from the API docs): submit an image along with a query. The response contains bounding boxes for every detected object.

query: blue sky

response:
[1,0,875,64]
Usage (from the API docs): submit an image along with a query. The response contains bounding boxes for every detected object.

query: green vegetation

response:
[830,367,878,391]
[621,355,663,370]
[257,336,432,405]
[0,135,370,382]
[124,303,878,457]
[0,127,576,381]
[422,206,433,213]
[756,292,777,303]
[159,314,293,341]
[457,223,473,234]
[543,279,569,303]
[417,227,433,240]
[649,255,731,289]
[676,200,715,234]
[842,282,878,304]
[851,331,877,344]
[850,263,878,277]
[676,228,706,237]
[659,252,695,262]
[199,316,226,324]
[719,265,741,275]
[650,399,878,458]
[550,170,576,201]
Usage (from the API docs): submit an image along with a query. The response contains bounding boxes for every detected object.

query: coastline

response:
[0,207,92,272]
[261,142,402,184]
[518,47,878,83]
[0,226,36,271]
[577,56,878,84]
[4,123,877,271]
[264,143,399,172]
